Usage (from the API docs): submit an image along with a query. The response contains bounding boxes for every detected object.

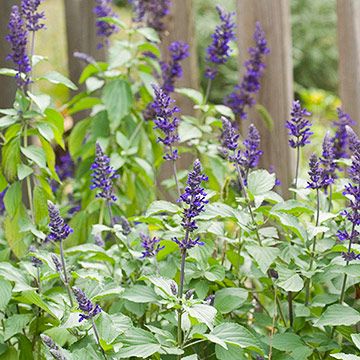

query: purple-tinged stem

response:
[92,318,107,359]
[294,146,300,199]
[170,145,181,197]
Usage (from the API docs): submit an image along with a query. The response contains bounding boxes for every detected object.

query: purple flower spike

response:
[21,0,45,32]
[93,0,119,49]
[161,41,189,93]
[286,100,313,148]
[333,108,355,159]
[179,159,209,231]
[320,132,336,188]
[47,201,73,242]
[130,0,171,33]
[6,5,32,88]
[205,5,236,80]
[220,116,239,157]
[90,143,118,202]
[152,86,180,161]
[307,154,324,190]
[346,125,360,153]
[73,288,102,322]
[140,233,164,258]
[225,22,269,120]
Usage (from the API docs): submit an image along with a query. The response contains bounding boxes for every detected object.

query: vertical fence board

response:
[0,1,19,108]
[236,0,293,194]
[337,0,360,128]
[64,0,105,86]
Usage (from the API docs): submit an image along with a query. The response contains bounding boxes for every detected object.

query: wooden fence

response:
[0,0,358,192]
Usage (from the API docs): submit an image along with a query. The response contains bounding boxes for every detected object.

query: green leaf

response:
[21,146,47,169]
[18,334,34,360]
[4,182,22,217]
[136,27,160,43]
[204,265,225,282]
[185,304,217,330]
[214,288,248,314]
[4,314,32,341]
[68,118,91,159]
[122,285,159,303]
[351,334,360,350]
[270,211,308,241]
[33,186,49,224]
[0,263,33,292]
[271,333,304,350]
[178,122,202,142]
[40,71,77,90]
[117,328,161,358]
[315,304,360,327]
[255,104,274,130]
[0,68,17,77]
[247,170,275,195]
[17,164,33,180]
[0,115,18,128]
[215,344,246,360]
[44,108,65,148]
[277,267,304,292]
[0,279,12,310]
[95,312,118,344]
[102,79,132,130]
[2,137,21,182]
[205,323,263,353]
[36,122,54,142]
[17,291,58,320]
[176,88,204,105]
[331,354,360,360]
[27,93,51,114]
[146,200,180,216]
[246,245,280,273]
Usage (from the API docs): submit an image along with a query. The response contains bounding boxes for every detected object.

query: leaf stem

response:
[92,318,107,359]
[59,240,74,307]
[234,160,261,245]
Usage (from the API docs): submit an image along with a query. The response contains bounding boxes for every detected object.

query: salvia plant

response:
[0,1,359,359]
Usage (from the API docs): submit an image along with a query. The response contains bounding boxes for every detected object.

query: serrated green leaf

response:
[17,164,33,180]
[21,146,47,169]
[315,304,360,327]
[2,137,21,182]
[247,170,275,195]
[122,285,159,303]
[4,314,32,341]
[146,200,180,216]
[214,288,248,314]
[40,71,77,90]
[68,118,91,159]
[246,245,280,273]
[0,279,12,310]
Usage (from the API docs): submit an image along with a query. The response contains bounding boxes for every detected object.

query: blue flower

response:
[47,201,73,242]
[205,5,236,80]
[140,233,164,258]
[21,0,45,32]
[286,100,313,148]
[333,108,355,159]
[73,288,102,322]
[90,143,118,202]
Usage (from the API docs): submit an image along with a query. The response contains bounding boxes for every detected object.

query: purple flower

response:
[342,252,360,261]
[220,116,239,157]
[90,143,118,202]
[161,41,189,93]
[333,108,355,159]
[0,188,7,215]
[56,152,75,182]
[337,229,359,242]
[140,233,164,258]
[29,245,43,268]
[51,254,63,273]
[152,86,180,161]
[6,5,32,88]
[205,5,236,80]
[179,159,208,231]
[94,234,105,247]
[93,0,119,49]
[320,132,336,188]
[204,294,215,306]
[346,125,360,153]
[130,0,171,33]
[307,154,327,190]
[119,216,131,235]
[231,124,263,176]
[286,100,313,148]
[269,165,281,186]
[225,22,269,120]
[21,0,45,32]
[73,288,102,322]
[47,201,73,242]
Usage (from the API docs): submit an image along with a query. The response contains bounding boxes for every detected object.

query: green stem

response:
[23,123,35,221]
[107,201,121,253]
[294,146,300,199]
[92,318,107,359]
[328,184,333,212]
[170,145,181,198]
[177,232,189,357]
[288,291,293,328]
[99,201,105,225]
[59,240,74,307]
[204,78,212,105]
[128,118,144,145]
[305,189,321,305]
[234,160,261,245]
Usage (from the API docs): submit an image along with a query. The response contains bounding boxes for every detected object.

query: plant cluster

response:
[0,1,360,359]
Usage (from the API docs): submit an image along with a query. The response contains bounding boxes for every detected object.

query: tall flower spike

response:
[47,201,73,242]
[172,160,208,250]
[152,86,180,161]
[161,41,189,94]
[93,0,119,49]
[130,0,171,33]
[286,100,313,148]
[320,132,336,187]
[346,125,360,153]
[73,288,102,322]
[140,233,164,258]
[6,5,31,88]
[307,154,324,190]
[21,0,45,32]
[90,143,118,202]
[333,108,355,159]
[225,22,269,120]
[220,116,239,157]
[29,245,43,268]
[205,5,236,80]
